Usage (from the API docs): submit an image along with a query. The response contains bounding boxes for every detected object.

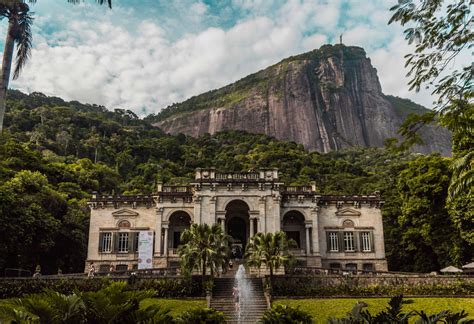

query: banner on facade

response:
[138,231,154,269]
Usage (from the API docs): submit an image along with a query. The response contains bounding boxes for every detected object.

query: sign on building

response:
[138,231,154,269]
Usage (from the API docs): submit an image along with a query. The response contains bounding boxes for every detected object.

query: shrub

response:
[0,276,204,299]
[174,308,226,324]
[271,276,474,297]
[260,304,313,324]
[327,295,471,324]
[0,282,173,324]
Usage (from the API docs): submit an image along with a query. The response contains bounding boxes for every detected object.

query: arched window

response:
[282,211,305,249]
[168,211,191,251]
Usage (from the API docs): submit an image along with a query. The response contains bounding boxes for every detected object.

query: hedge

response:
[0,276,204,299]
[271,276,474,297]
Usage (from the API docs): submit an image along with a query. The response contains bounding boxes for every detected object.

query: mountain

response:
[148,44,451,155]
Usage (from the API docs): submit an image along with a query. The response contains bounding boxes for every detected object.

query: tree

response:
[396,155,470,271]
[0,0,112,134]
[178,223,229,278]
[245,232,295,280]
[389,0,473,202]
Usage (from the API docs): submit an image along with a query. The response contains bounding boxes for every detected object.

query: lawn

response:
[274,298,474,323]
[141,298,207,317]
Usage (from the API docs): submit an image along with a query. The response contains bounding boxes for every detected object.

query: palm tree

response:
[245,231,295,281]
[178,223,230,279]
[0,0,112,134]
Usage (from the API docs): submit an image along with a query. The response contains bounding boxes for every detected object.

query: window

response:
[100,232,112,253]
[346,263,358,274]
[361,232,372,252]
[363,263,374,273]
[99,264,110,273]
[344,232,355,252]
[328,232,339,252]
[329,262,341,269]
[116,264,128,272]
[118,232,129,253]
[329,262,341,274]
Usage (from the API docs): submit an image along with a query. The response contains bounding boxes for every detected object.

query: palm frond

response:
[67,0,112,8]
[12,7,33,79]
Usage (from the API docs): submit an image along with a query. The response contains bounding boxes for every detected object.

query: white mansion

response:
[86,168,388,273]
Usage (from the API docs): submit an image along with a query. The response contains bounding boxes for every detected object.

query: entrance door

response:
[227,216,247,258]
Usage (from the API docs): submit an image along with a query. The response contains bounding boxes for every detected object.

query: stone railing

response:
[89,194,154,202]
[284,186,314,193]
[215,172,260,180]
[159,186,193,193]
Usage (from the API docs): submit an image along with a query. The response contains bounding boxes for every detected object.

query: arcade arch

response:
[168,211,191,253]
[225,200,250,258]
[282,211,307,252]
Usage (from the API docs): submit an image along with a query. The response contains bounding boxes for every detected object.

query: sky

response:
[0,0,463,115]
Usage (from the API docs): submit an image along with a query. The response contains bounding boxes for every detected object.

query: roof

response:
[440,266,463,273]
[462,262,474,269]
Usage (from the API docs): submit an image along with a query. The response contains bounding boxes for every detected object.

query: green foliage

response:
[0,282,173,324]
[0,277,204,299]
[270,276,474,297]
[0,90,471,273]
[245,232,295,278]
[173,308,226,324]
[396,155,470,270]
[328,295,471,324]
[276,298,474,323]
[260,304,313,324]
[178,224,229,278]
[388,0,472,105]
[389,1,473,229]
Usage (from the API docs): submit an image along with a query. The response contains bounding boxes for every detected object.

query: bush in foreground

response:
[327,295,471,324]
[174,308,226,324]
[0,276,204,299]
[260,304,313,324]
[0,282,173,324]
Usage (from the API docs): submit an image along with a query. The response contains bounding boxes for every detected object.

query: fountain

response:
[234,264,253,322]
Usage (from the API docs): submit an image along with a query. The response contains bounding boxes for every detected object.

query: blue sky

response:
[1,0,460,115]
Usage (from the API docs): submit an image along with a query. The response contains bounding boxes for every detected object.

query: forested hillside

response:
[0,91,470,274]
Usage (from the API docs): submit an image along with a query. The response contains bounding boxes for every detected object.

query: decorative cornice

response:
[112,209,139,217]
[335,208,362,217]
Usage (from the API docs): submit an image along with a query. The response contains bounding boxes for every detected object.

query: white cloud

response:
[4,0,466,115]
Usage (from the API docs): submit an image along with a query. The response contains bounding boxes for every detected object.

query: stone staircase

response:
[210,277,268,323]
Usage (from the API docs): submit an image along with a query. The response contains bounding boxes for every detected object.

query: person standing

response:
[232,285,240,314]
[87,262,95,278]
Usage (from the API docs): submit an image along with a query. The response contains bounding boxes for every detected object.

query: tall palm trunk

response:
[0,17,16,134]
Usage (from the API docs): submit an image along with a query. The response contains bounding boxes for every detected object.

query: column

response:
[163,225,169,256]
[305,225,311,255]
[155,210,162,256]
[311,207,320,256]
[155,221,162,256]
[249,218,255,237]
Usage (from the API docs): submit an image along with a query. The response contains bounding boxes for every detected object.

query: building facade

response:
[86,168,388,273]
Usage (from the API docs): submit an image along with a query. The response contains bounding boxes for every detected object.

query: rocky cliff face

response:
[152,45,451,155]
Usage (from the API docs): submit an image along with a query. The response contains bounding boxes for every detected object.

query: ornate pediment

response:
[335,208,361,217]
[112,209,139,217]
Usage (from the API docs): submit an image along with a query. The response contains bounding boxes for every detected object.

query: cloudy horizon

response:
[0,0,465,116]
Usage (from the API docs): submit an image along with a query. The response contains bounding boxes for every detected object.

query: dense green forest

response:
[0,90,471,274]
